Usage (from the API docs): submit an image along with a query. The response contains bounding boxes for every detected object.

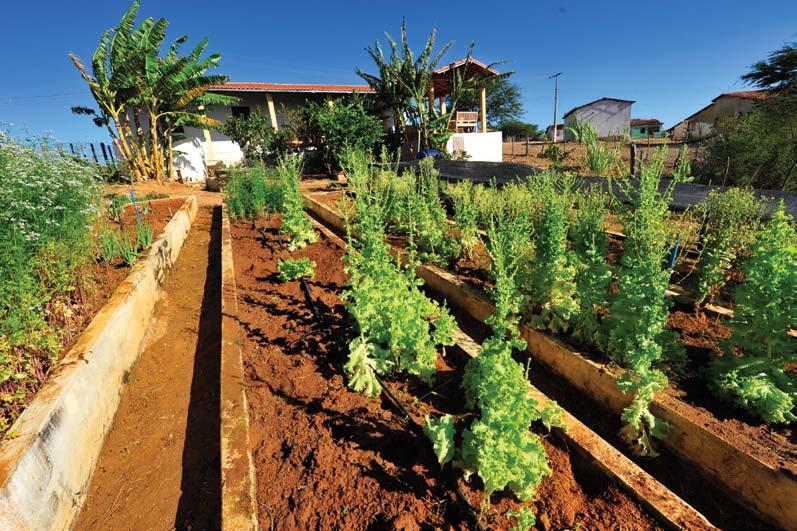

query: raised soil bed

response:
[0,196,188,436]
[302,191,796,529]
[227,213,711,530]
[0,196,198,531]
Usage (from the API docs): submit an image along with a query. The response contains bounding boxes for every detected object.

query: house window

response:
[640,127,646,134]
[231,106,251,118]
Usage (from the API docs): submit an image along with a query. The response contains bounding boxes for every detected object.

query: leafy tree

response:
[458,76,523,126]
[741,39,797,91]
[218,110,274,166]
[500,120,540,139]
[697,110,797,190]
[289,98,384,173]
[70,1,236,182]
[698,39,797,190]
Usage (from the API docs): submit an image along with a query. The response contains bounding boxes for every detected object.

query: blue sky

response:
[1,0,795,144]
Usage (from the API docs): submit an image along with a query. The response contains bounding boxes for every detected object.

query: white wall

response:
[446,131,503,162]
[546,126,564,141]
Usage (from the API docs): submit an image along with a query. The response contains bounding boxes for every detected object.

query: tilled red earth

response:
[231,216,661,530]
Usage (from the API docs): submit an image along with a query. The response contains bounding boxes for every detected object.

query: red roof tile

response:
[631,118,662,126]
[209,82,374,94]
[715,90,769,101]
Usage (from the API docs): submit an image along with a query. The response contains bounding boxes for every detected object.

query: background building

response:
[562,97,634,140]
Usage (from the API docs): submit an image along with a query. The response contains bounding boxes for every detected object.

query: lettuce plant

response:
[277,257,316,282]
[525,172,578,334]
[394,158,459,265]
[448,180,480,259]
[341,152,455,394]
[709,203,796,423]
[694,188,764,305]
[277,153,317,250]
[570,189,612,348]
[606,146,683,456]
[457,209,561,507]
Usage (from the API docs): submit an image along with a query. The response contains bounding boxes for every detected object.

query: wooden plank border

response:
[220,206,259,531]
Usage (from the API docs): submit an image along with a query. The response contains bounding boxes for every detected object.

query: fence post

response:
[100,142,110,166]
[89,143,100,165]
[630,143,637,177]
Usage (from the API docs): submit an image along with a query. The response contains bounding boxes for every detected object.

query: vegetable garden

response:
[221,147,796,529]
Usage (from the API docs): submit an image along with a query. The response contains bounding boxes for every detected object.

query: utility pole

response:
[549,72,562,142]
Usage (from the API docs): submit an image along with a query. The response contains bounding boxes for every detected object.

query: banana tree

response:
[71,0,235,182]
[357,21,496,154]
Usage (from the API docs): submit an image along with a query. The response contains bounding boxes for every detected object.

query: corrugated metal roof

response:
[208,82,374,94]
[563,97,635,118]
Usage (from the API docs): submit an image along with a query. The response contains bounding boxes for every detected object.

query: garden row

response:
[288,150,794,528]
[0,134,181,436]
[220,154,714,529]
[0,180,198,530]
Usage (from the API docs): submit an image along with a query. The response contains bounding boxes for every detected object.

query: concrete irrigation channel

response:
[303,191,796,530]
[0,196,198,530]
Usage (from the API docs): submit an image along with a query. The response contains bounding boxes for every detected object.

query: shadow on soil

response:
[175,206,222,530]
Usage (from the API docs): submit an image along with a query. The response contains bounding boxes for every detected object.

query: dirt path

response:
[75,205,222,531]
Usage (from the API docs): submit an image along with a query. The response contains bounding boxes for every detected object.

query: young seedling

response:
[277,257,316,282]
[136,221,153,251]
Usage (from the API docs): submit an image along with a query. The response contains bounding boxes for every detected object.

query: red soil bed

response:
[231,216,662,530]
[305,191,793,527]
[315,192,796,469]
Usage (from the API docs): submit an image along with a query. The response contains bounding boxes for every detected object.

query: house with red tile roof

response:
[667,90,769,140]
[173,57,504,180]
[630,118,663,138]
[171,82,378,180]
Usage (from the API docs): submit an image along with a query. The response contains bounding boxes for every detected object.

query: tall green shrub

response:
[291,99,384,173]
[224,165,284,221]
[218,111,275,166]
[567,120,625,177]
